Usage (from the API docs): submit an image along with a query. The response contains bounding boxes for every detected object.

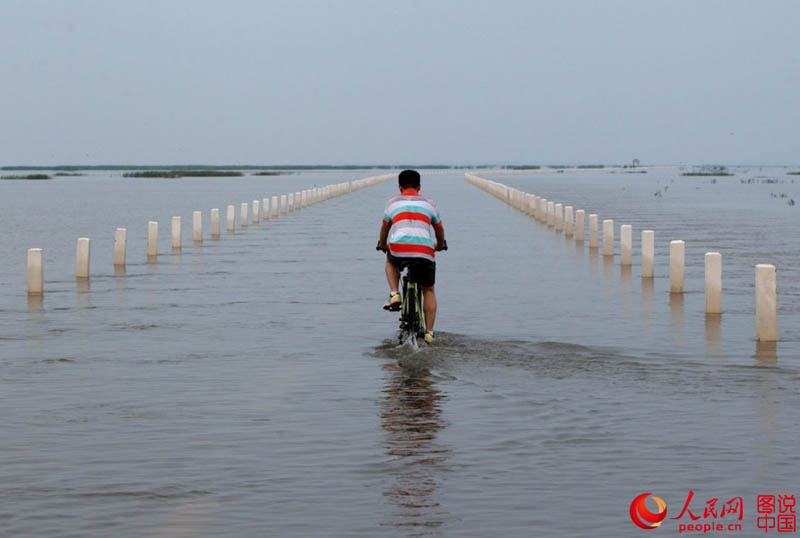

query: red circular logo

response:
[630,493,667,530]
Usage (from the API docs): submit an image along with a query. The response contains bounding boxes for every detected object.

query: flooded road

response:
[1,168,798,536]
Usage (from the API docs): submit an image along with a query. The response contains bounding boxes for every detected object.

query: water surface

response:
[1,168,798,537]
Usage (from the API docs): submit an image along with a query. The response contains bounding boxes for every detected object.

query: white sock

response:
[390,290,398,296]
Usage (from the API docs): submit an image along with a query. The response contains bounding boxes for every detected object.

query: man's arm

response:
[378,220,391,251]
[435,225,446,251]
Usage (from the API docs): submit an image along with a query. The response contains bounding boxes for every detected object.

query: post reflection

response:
[753,341,778,364]
[575,240,584,258]
[76,279,90,308]
[27,294,43,311]
[380,360,448,533]
[602,253,614,282]
[749,358,778,478]
[641,277,654,316]
[669,293,684,344]
[705,314,721,355]
[620,265,632,292]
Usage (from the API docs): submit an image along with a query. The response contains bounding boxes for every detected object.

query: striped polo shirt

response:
[382,189,443,261]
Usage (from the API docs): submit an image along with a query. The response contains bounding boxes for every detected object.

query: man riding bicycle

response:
[377,169,446,344]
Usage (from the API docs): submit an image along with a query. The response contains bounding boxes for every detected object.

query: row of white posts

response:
[26,174,394,295]
[464,173,778,342]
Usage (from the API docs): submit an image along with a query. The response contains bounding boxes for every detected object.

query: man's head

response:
[398,169,421,191]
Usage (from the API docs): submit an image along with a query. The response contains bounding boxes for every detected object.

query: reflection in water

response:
[620,265,632,292]
[669,293,684,344]
[705,314,721,355]
[27,294,44,311]
[76,279,90,308]
[589,247,598,272]
[575,240,584,257]
[169,249,183,267]
[114,267,128,307]
[602,253,613,282]
[753,341,778,364]
[641,277,654,317]
[749,365,778,478]
[380,359,448,534]
[620,265,632,317]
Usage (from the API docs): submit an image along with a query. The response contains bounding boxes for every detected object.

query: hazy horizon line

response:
[3,162,799,171]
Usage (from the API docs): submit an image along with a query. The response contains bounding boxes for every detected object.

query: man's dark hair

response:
[398,169,421,190]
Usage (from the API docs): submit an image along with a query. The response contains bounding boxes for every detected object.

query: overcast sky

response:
[1,1,798,165]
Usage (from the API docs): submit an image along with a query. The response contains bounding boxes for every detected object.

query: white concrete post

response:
[755,264,777,341]
[113,228,127,266]
[295,192,301,210]
[280,195,287,215]
[252,200,260,224]
[147,221,158,257]
[240,203,248,228]
[211,208,220,238]
[27,248,43,295]
[287,193,294,212]
[705,252,722,314]
[603,219,614,256]
[540,199,547,222]
[555,203,563,232]
[589,214,599,248]
[575,210,585,241]
[193,211,202,242]
[76,238,90,279]
[547,202,554,227]
[641,230,654,278]
[226,205,235,231]
[262,198,270,221]
[271,196,278,217]
[171,216,181,249]
[669,240,685,293]
[620,225,632,265]
[564,206,574,237]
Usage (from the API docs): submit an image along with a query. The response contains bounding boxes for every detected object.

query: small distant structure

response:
[632,158,640,168]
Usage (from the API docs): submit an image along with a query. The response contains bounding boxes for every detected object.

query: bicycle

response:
[376,240,447,347]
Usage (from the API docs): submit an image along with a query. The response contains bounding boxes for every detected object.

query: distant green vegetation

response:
[3,164,458,172]
[1,174,50,180]
[788,172,800,175]
[54,172,85,176]
[123,170,244,178]
[0,163,633,174]
[684,165,732,177]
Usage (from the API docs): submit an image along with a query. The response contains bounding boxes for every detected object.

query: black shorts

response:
[387,253,436,287]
